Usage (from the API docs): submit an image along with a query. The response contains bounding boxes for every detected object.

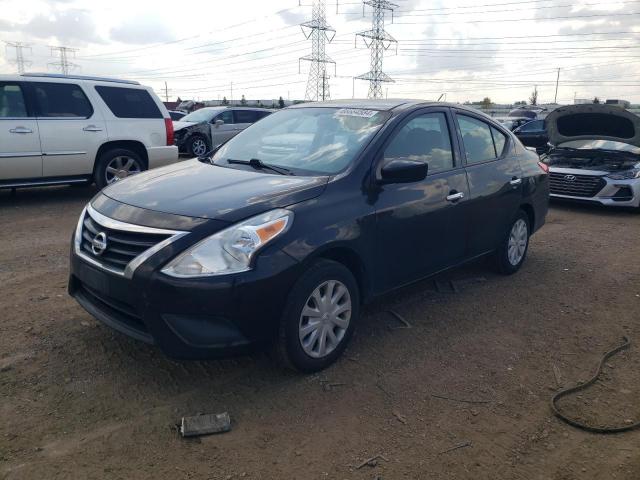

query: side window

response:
[33,83,93,118]
[234,110,258,124]
[491,126,507,156]
[519,120,543,132]
[458,115,497,164]
[384,112,454,175]
[0,83,28,118]
[95,86,162,119]
[216,111,234,124]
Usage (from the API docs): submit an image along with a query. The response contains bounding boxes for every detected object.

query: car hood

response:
[546,104,640,147]
[173,120,198,132]
[101,159,329,223]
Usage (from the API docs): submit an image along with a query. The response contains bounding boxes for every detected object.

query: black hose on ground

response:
[551,336,640,434]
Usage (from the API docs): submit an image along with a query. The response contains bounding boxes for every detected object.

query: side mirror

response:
[214,119,224,127]
[379,159,428,184]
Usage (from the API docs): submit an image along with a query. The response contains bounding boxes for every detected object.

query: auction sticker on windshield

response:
[336,108,379,118]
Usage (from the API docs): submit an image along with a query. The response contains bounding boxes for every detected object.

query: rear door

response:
[233,109,260,134]
[373,108,471,292]
[454,111,523,256]
[210,110,236,146]
[30,82,107,177]
[0,81,42,180]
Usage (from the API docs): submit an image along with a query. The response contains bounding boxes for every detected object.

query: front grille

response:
[80,210,171,275]
[80,283,148,334]
[549,172,606,198]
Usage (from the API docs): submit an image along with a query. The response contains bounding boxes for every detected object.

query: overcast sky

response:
[1,0,639,104]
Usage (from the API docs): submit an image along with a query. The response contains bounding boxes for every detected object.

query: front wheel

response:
[275,259,360,373]
[494,210,530,275]
[188,135,209,157]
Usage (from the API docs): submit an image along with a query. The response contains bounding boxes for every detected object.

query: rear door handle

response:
[9,127,33,134]
[446,191,465,202]
[510,177,523,187]
[83,125,103,132]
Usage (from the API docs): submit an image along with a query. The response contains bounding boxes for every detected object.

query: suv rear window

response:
[32,82,93,118]
[95,86,162,119]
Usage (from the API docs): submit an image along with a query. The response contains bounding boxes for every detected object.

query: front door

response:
[210,110,237,146]
[373,109,471,293]
[29,82,107,178]
[0,82,42,181]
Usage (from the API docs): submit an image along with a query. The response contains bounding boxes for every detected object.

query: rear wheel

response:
[494,210,530,275]
[275,259,359,373]
[94,148,144,189]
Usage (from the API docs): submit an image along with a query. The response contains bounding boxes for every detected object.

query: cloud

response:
[278,9,307,27]
[110,15,176,44]
[22,8,103,44]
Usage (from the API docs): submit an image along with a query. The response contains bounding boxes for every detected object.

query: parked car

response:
[514,119,549,152]
[496,116,531,131]
[0,73,178,189]
[168,110,186,121]
[69,100,549,372]
[508,106,545,120]
[173,107,272,157]
[541,104,640,209]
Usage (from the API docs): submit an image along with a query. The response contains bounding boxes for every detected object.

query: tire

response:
[275,259,360,373]
[493,210,530,275]
[94,148,144,189]
[188,135,209,157]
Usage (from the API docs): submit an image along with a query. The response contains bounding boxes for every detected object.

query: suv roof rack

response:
[21,73,140,85]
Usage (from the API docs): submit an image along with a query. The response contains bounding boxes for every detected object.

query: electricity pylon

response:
[300,0,336,101]
[4,41,32,74]
[355,0,397,99]
[49,46,79,75]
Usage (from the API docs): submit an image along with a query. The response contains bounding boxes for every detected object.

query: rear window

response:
[33,82,93,118]
[234,110,260,123]
[557,113,635,139]
[95,86,162,119]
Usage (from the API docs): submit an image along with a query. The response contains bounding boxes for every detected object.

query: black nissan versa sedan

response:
[69,100,549,372]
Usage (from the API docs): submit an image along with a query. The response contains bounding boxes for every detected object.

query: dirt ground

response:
[1,185,640,480]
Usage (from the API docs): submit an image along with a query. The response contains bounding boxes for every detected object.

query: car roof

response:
[0,73,141,85]
[287,99,488,116]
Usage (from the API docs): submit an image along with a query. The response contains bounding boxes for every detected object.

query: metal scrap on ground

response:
[180,412,232,437]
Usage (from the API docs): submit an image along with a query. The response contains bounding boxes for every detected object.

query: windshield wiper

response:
[227,158,294,175]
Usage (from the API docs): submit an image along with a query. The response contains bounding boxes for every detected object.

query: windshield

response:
[557,139,640,154]
[212,107,391,175]
[181,108,220,123]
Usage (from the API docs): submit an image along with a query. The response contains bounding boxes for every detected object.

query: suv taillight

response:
[164,118,174,146]
[537,161,549,173]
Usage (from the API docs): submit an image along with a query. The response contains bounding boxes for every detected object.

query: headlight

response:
[162,209,293,278]
[607,168,640,180]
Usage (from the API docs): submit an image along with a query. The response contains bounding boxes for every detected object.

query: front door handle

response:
[83,125,103,132]
[9,127,33,134]
[510,177,523,187]
[446,191,465,202]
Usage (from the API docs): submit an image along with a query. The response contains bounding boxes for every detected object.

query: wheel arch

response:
[519,203,535,231]
[305,245,370,304]
[94,140,149,175]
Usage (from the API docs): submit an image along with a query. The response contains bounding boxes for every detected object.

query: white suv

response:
[0,73,178,189]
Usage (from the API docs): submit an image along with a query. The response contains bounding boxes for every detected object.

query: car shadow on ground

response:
[0,185,99,206]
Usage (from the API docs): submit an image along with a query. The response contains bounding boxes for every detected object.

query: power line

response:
[300,0,336,101]
[356,0,398,99]
[3,41,32,74]
[49,46,79,75]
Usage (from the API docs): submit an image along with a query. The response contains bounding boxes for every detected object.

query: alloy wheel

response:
[105,156,142,184]
[191,138,207,156]
[298,280,352,359]
[507,218,528,266]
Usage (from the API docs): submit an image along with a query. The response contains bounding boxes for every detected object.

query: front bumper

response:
[68,214,302,360]
[549,167,640,208]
